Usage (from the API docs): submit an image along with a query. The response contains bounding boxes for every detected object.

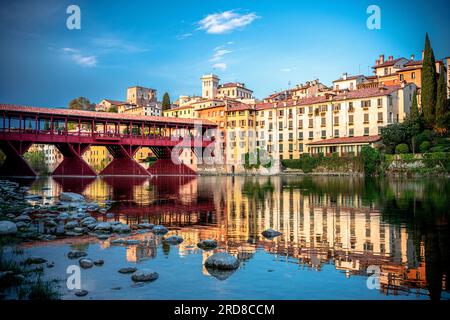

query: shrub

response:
[361,146,381,175]
[395,143,409,154]
[419,141,431,153]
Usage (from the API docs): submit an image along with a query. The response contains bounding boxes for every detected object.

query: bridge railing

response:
[0,127,215,144]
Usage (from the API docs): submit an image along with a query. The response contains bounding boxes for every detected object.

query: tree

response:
[68,97,96,111]
[361,146,381,175]
[162,92,171,110]
[24,150,49,175]
[108,105,118,113]
[435,64,449,133]
[380,123,409,153]
[410,89,420,124]
[421,33,437,128]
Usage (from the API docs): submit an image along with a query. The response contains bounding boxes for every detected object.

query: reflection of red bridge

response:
[0,104,216,176]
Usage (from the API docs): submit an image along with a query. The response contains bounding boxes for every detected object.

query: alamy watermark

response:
[66,5,81,30]
[366,5,381,30]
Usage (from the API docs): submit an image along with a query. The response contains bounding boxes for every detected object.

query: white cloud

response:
[176,33,193,40]
[62,48,97,67]
[198,10,259,34]
[210,48,233,62]
[281,68,292,72]
[212,63,227,70]
[91,37,148,53]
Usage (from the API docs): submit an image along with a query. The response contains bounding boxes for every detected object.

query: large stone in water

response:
[118,267,137,274]
[0,221,18,235]
[197,239,218,250]
[67,250,88,259]
[94,222,112,231]
[131,269,159,282]
[261,228,282,239]
[79,258,94,269]
[163,235,183,245]
[111,223,131,233]
[152,225,168,235]
[59,192,85,202]
[204,252,240,270]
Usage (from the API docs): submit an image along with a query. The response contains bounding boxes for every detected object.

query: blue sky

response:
[0,0,449,107]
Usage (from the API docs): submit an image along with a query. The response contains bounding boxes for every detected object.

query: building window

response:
[298,132,303,140]
[364,113,369,124]
[299,143,304,152]
[289,143,293,152]
[321,117,326,127]
[334,116,339,126]
[321,130,326,138]
[411,72,416,79]
[299,120,303,128]
[349,114,354,125]
[377,98,383,107]
[399,74,404,81]
[279,121,283,129]
[279,133,283,141]
[309,132,313,139]
[334,129,339,137]
[309,119,313,128]
[349,128,354,137]
[378,112,383,122]
[279,144,283,152]
[348,101,354,112]
[364,127,369,136]
[362,100,371,108]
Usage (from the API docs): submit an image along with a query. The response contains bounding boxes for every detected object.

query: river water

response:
[5,175,450,300]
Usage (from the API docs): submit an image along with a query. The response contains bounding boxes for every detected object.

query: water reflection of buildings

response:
[223,177,433,297]
[29,175,446,298]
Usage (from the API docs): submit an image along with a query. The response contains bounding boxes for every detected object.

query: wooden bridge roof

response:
[0,104,217,127]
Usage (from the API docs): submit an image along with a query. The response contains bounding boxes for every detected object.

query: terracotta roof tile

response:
[0,104,217,127]
[307,135,381,146]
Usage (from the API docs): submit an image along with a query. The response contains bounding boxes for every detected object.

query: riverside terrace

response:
[0,104,217,177]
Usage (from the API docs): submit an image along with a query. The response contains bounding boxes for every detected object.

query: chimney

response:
[388,55,393,61]
[342,73,348,80]
[410,54,415,61]
[379,54,385,64]
[422,50,424,60]
[376,59,379,66]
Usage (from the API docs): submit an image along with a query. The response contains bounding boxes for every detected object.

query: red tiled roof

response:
[226,103,254,112]
[102,99,128,105]
[0,104,217,127]
[307,135,381,146]
[373,58,406,68]
[333,85,401,101]
[332,74,364,82]
[219,82,253,92]
[404,60,422,67]
[256,85,402,110]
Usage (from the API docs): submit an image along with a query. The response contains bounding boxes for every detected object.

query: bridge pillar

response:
[52,143,97,176]
[0,141,36,177]
[100,145,150,176]
[148,147,196,176]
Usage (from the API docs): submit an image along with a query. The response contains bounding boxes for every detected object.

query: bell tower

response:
[201,74,219,99]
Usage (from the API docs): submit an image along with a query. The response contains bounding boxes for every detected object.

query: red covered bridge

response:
[0,104,217,177]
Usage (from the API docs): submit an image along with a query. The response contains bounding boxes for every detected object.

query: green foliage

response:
[395,143,410,154]
[243,149,273,170]
[23,150,49,175]
[435,65,449,132]
[380,123,409,153]
[419,141,431,153]
[421,33,437,128]
[281,153,363,173]
[361,146,381,175]
[108,105,118,113]
[162,92,171,110]
[68,97,95,111]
